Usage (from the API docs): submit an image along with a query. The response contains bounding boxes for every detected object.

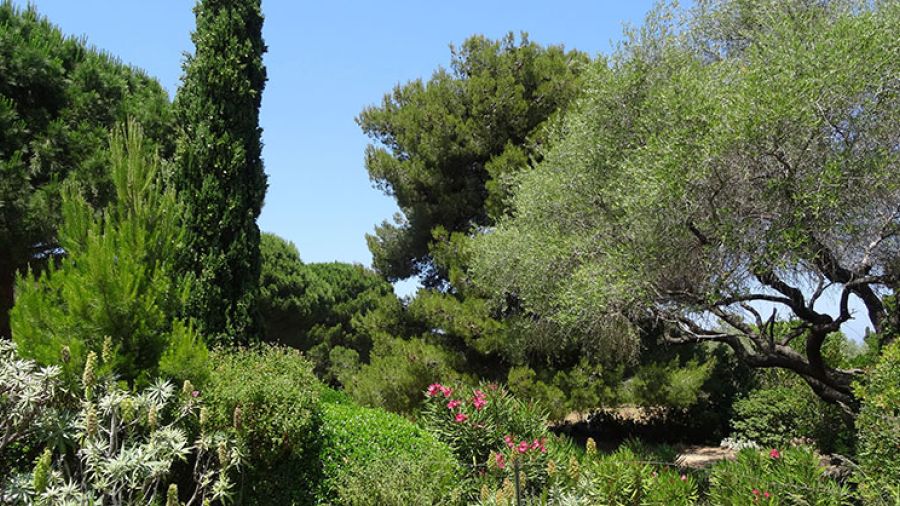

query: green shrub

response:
[707,447,854,505]
[477,442,697,506]
[317,401,461,505]
[203,345,322,506]
[855,341,900,505]
[730,381,855,454]
[730,387,818,448]
[582,447,698,506]
[343,336,463,415]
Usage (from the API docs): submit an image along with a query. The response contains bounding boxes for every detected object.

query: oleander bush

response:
[475,439,697,506]
[707,447,854,506]
[202,345,323,506]
[317,400,461,505]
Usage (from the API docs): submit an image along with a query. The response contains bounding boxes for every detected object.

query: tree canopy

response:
[358,33,588,287]
[472,0,900,410]
[0,2,173,338]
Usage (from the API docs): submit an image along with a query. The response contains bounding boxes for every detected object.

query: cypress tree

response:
[173,0,267,345]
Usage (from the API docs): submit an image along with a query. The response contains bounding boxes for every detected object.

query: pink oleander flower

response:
[495,453,506,469]
[531,439,541,450]
[752,489,760,495]
[440,385,453,398]
[764,491,770,499]
[517,441,529,454]
[504,435,514,448]
[454,413,468,423]
[191,390,200,398]
[769,448,781,459]
[472,396,487,411]
[447,399,461,410]
[474,389,485,398]
[427,383,442,397]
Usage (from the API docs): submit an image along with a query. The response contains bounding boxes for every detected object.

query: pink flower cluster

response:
[472,389,487,411]
[427,384,491,424]
[427,383,453,398]
[752,488,772,501]
[769,448,781,459]
[504,435,547,454]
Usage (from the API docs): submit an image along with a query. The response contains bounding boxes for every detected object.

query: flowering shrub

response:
[707,446,854,505]
[0,344,241,505]
[422,381,551,499]
[423,382,547,463]
[476,440,697,506]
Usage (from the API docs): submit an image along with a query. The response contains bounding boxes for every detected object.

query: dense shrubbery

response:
[202,345,323,505]
[731,387,819,449]
[855,341,900,505]
[708,447,854,505]
[318,400,461,505]
[341,336,464,414]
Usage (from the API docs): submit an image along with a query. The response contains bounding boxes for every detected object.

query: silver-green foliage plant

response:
[1,343,242,505]
[0,340,62,457]
[471,0,900,410]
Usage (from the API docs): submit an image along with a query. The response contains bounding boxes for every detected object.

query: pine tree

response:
[0,2,173,339]
[173,0,268,345]
[11,123,206,386]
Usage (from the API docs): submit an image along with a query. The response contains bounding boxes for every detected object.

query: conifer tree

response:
[0,2,173,339]
[173,0,268,345]
[11,123,206,386]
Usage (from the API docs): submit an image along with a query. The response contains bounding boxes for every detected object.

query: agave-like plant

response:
[0,341,63,455]
[1,342,244,505]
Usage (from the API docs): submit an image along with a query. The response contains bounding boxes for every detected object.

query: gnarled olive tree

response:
[472,0,900,412]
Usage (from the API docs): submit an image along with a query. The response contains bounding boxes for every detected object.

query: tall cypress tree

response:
[173,0,267,345]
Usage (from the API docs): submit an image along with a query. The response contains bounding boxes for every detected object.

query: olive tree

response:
[472,0,900,412]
